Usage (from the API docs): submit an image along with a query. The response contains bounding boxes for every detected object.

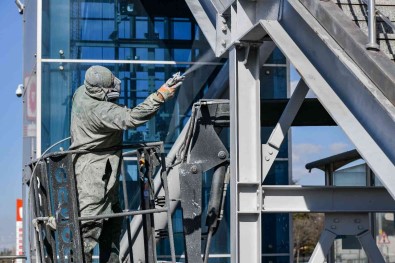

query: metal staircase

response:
[119,1,395,262]
[182,0,395,262]
[333,0,395,60]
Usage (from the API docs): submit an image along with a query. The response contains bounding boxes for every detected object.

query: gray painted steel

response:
[299,0,395,104]
[309,229,337,263]
[229,46,262,263]
[179,163,204,263]
[117,0,395,262]
[357,230,386,263]
[261,186,395,213]
[279,1,395,197]
[119,64,231,262]
[332,0,395,59]
[262,79,309,181]
[310,214,386,263]
[262,17,395,198]
[184,0,217,51]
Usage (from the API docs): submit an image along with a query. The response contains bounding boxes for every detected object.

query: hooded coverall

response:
[70,66,165,262]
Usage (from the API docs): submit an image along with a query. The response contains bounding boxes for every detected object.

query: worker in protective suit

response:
[70,65,183,263]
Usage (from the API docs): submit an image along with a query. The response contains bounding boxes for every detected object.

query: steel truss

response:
[184,0,395,263]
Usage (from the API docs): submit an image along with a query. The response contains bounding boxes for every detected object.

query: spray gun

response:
[166,72,186,88]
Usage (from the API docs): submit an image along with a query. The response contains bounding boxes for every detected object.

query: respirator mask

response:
[106,76,121,102]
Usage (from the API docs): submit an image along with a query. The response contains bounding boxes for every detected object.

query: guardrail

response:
[27,141,176,263]
[0,255,27,260]
[362,0,395,50]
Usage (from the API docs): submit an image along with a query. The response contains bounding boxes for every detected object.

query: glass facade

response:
[261,49,290,262]
[22,0,291,262]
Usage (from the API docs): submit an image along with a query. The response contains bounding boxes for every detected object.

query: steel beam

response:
[260,18,395,200]
[199,0,219,25]
[308,230,337,263]
[262,79,308,181]
[211,0,235,14]
[230,45,262,263]
[119,58,232,262]
[261,99,336,127]
[298,0,395,103]
[185,0,217,51]
[358,231,386,263]
[261,186,395,213]
[309,214,386,263]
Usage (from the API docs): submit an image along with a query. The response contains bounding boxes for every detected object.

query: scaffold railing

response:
[27,141,176,263]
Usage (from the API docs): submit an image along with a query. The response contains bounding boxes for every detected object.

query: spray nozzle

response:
[166,72,185,87]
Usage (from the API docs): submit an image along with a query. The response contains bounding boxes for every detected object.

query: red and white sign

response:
[25,75,36,121]
[16,199,23,263]
[23,74,37,138]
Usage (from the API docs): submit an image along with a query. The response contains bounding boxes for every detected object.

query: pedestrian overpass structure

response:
[120,0,395,262]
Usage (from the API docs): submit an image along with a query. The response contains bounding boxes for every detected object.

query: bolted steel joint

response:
[190,165,198,174]
[218,151,227,159]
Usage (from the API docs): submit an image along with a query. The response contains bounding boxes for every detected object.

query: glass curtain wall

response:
[39,0,225,262]
[34,0,291,262]
[261,49,291,263]
[40,0,218,152]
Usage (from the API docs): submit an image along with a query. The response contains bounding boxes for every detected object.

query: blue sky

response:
[0,0,358,251]
[289,68,355,185]
[0,1,23,250]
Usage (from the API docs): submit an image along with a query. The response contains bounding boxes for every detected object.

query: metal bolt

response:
[265,156,270,161]
[59,49,64,55]
[354,219,361,223]
[331,225,336,229]
[358,225,364,230]
[333,218,339,223]
[221,40,226,46]
[268,150,273,155]
[221,25,227,32]
[59,65,64,71]
[218,151,226,159]
[191,165,198,174]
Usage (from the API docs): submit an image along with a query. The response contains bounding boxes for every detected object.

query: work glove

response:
[157,72,185,101]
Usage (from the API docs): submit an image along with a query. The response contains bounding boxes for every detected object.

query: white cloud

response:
[293,143,322,158]
[292,143,324,185]
[329,142,350,153]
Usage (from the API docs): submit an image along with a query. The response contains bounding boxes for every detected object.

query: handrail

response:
[365,0,380,50]
[361,0,395,50]
[0,255,27,260]
[361,0,395,31]
[27,141,163,167]
[28,140,176,263]
[33,207,168,222]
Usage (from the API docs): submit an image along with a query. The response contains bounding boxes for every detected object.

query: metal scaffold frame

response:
[27,142,177,263]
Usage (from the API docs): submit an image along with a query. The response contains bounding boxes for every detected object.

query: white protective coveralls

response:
[70,65,177,262]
